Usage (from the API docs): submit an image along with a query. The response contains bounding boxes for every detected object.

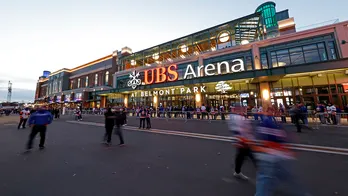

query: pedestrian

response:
[114,108,125,146]
[293,105,302,132]
[103,108,115,145]
[146,109,151,129]
[18,108,30,129]
[26,106,53,151]
[122,108,127,126]
[253,116,310,196]
[228,104,256,180]
[139,108,146,129]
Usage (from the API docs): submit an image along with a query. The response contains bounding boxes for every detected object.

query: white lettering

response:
[204,64,215,76]
[165,89,170,95]
[184,64,196,79]
[231,59,244,72]
[159,90,164,96]
[171,88,175,94]
[153,91,158,96]
[141,91,145,97]
[200,86,206,93]
[145,91,148,97]
[193,86,198,93]
[131,93,135,97]
[186,88,192,94]
[180,88,185,94]
[217,61,230,74]
[197,65,204,77]
[149,91,152,96]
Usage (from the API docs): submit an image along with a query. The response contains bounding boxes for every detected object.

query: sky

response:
[1,0,347,102]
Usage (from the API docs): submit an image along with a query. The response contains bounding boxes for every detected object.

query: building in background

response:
[35,2,348,110]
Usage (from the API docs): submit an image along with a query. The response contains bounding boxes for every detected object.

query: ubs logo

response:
[127,70,141,89]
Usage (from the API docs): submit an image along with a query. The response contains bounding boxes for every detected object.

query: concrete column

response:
[260,82,271,110]
[153,96,159,111]
[252,44,261,70]
[100,96,107,108]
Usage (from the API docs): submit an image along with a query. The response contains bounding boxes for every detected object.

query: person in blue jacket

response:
[26,106,53,150]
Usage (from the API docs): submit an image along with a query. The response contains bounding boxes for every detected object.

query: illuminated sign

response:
[215,81,232,93]
[131,86,206,97]
[127,70,141,89]
[126,59,244,89]
[184,59,244,79]
[144,64,178,84]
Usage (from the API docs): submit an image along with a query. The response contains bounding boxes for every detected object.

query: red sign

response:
[144,64,178,84]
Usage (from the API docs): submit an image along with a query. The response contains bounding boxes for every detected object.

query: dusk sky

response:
[0,0,347,102]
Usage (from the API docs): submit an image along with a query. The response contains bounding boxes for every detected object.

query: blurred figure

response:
[114,108,125,146]
[139,108,146,129]
[26,106,53,151]
[18,108,30,129]
[146,108,151,129]
[254,116,310,196]
[252,106,258,120]
[228,104,256,180]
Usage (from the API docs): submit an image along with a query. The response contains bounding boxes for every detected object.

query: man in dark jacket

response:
[103,108,115,145]
[26,106,53,150]
[114,109,125,146]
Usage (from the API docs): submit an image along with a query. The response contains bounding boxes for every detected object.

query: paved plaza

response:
[0,116,348,196]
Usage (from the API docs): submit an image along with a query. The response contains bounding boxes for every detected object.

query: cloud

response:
[0,87,35,102]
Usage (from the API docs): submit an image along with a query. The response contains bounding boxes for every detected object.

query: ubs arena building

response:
[97,2,348,110]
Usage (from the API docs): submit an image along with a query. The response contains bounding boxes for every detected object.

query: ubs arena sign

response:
[127,59,244,89]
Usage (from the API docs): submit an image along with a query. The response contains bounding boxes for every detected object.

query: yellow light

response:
[195,93,201,102]
[262,89,270,100]
[152,53,159,60]
[219,32,230,43]
[124,97,128,105]
[131,60,136,66]
[241,40,250,45]
[153,96,158,104]
[180,44,188,53]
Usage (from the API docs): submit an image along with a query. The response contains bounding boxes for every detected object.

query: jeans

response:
[104,126,113,143]
[235,147,257,173]
[255,159,307,196]
[27,125,47,149]
[254,114,259,121]
[146,118,151,129]
[114,125,124,144]
[139,118,145,129]
[18,118,28,129]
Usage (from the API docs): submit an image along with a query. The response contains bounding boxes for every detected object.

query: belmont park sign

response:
[127,59,244,89]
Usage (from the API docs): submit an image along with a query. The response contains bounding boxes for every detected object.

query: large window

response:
[95,74,98,86]
[105,71,109,85]
[270,42,330,67]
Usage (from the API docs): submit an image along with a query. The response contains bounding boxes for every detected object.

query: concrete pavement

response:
[0,118,348,196]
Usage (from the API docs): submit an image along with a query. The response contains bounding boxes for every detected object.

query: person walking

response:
[103,108,115,145]
[18,108,30,129]
[228,104,256,180]
[114,108,125,146]
[26,106,53,151]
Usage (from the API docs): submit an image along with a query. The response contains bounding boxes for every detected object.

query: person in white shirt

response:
[18,108,30,129]
[329,103,337,125]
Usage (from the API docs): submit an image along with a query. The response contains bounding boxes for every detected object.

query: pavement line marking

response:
[66,120,348,156]
[2,123,17,126]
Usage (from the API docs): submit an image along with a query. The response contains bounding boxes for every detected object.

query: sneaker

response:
[39,146,45,150]
[106,142,112,146]
[118,144,125,147]
[233,172,249,180]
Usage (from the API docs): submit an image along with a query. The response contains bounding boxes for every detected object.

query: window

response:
[289,47,305,65]
[303,44,320,63]
[105,71,109,85]
[77,78,81,88]
[317,43,327,61]
[70,80,74,90]
[276,49,291,66]
[328,41,337,60]
[260,53,268,69]
[85,76,89,87]
[245,56,253,71]
[95,74,98,86]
